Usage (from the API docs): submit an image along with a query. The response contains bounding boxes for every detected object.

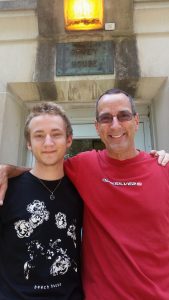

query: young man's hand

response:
[150,150,169,166]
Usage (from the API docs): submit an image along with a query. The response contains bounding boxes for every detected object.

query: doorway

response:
[68,138,105,157]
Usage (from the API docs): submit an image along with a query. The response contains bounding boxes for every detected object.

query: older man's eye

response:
[118,111,133,122]
[98,114,113,123]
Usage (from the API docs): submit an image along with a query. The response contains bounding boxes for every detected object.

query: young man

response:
[0,102,83,300]
[0,90,169,300]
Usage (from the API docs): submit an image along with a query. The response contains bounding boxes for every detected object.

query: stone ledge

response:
[0,0,37,11]
[7,77,167,104]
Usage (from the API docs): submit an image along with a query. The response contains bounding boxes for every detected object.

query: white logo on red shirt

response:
[102,178,142,186]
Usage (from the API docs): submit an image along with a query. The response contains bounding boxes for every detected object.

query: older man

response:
[65,88,169,300]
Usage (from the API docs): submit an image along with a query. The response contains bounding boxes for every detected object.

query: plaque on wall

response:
[56,41,114,76]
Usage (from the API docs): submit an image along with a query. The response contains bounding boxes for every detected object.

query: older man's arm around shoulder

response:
[0,149,169,205]
[0,164,30,205]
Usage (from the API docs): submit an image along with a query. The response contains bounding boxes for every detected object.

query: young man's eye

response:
[51,133,61,138]
[35,134,44,139]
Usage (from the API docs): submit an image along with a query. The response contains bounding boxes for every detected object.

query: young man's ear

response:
[66,135,73,149]
[27,141,32,151]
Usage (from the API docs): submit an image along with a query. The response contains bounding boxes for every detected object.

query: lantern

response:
[64,0,104,31]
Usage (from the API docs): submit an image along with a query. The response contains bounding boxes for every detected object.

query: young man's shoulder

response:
[8,171,30,186]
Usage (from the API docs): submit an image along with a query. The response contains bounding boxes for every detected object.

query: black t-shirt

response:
[0,172,83,300]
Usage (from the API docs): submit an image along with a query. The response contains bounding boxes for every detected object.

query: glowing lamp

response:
[64,0,104,31]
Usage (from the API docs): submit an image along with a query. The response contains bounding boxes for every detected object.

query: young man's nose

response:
[44,134,54,145]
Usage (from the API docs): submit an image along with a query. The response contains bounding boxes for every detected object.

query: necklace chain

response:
[38,178,62,200]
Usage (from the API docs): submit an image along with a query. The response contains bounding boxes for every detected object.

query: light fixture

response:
[64,0,104,31]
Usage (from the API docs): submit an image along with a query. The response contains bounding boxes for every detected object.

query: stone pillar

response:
[0,92,25,165]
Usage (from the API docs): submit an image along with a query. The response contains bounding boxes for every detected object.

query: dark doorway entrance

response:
[68,138,105,157]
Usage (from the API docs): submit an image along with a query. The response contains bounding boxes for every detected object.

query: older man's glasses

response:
[97,110,133,124]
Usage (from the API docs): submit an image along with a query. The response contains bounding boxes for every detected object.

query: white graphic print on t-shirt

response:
[14,200,77,280]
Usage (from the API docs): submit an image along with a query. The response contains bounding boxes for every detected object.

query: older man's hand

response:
[0,165,8,205]
[0,164,29,205]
